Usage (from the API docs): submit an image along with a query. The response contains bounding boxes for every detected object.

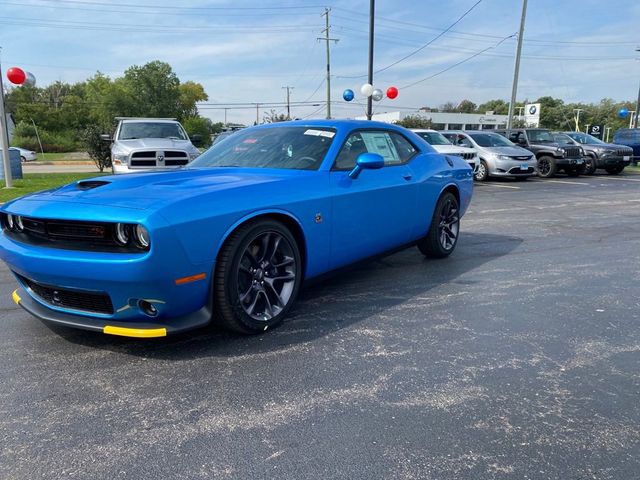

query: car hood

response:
[5,168,310,211]
[482,146,533,156]
[430,145,474,154]
[114,138,195,152]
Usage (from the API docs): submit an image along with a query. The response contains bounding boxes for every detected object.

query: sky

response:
[1,0,639,125]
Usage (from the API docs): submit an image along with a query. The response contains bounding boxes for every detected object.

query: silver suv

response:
[443,131,536,181]
[103,118,201,174]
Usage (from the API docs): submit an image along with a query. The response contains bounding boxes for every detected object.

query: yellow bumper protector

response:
[103,325,167,338]
[12,289,21,305]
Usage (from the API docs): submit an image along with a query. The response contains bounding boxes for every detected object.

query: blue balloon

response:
[618,108,629,119]
[343,89,354,102]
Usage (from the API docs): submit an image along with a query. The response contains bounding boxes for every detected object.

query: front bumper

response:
[599,155,631,168]
[555,157,584,167]
[12,287,211,337]
[490,158,537,176]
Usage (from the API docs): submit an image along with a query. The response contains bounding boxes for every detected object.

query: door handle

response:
[402,173,413,181]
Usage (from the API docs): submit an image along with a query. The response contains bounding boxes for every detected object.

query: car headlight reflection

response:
[115,223,131,245]
[115,223,150,250]
[15,216,24,231]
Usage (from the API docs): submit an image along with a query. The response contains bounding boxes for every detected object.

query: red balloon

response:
[386,86,398,100]
[7,67,26,85]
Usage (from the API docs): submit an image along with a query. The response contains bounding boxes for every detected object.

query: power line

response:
[17,0,326,11]
[339,0,485,79]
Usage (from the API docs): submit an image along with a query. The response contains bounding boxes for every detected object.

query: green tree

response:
[476,99,509,114]
[82,124,112,172]
[182,117,213,148]
[394,115,432,129]
[121,61,181,118]
[457,99,477,113]
[179,81,209,119]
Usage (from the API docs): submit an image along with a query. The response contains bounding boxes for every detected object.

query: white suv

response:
[103,118,201,174]
[411,129,478,173]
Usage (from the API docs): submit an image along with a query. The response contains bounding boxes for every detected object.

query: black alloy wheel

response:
[418,192,460,258]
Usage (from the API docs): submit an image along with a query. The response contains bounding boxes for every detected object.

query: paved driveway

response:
[1,174,639,479]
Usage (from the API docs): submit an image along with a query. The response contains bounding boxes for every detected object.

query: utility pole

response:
[507,0,528,129]
[282,86,294,119]
[573,108,583,131]
[317,8,339,119]
[223,107,229,126]
[605,126,611,142]
[366,0,375,120]
[255,103,259,125]
[0,53,13,188]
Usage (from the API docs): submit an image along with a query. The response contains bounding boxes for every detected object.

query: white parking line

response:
[545,179,590,186]
[594,176,640,182]
[478,183,521,189]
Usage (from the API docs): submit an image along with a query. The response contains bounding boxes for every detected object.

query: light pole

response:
[366,0,375,120]
[507,0,528,129]
[634,48,639,129]
[0,55,13,188]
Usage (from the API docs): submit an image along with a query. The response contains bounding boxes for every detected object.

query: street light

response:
[634,47,640,129]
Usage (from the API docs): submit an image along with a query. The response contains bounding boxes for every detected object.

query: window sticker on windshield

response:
[242,138,258,144]
[304,129,335,138]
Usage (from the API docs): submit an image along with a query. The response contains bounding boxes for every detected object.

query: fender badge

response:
[315,213,323,224]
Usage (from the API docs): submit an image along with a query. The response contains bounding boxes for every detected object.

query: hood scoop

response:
[76,180,111,190]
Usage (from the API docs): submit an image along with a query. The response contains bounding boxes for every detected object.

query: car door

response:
[329,129,418,269]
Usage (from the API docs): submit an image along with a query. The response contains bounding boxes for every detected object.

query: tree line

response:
[5,60,223,153]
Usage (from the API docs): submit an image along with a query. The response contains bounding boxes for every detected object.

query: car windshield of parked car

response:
[614,129,640,141]
[191,126,336,170]
[468,133,513,147]
[527,130,555,143]
[567,132,605,145]
[119,122,188,141]
[553,134,576,145]
[415,131,452,146]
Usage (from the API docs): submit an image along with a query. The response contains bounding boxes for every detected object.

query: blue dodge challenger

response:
[0,120,473,337]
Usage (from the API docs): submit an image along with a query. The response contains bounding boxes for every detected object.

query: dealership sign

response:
[588,124,604,139]
[524,103,541,127]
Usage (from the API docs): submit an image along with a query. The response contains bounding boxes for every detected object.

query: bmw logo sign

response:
[528,105,537,115]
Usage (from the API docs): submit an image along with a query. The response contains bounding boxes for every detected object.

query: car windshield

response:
[468,133,513,147]
[527,130,555,143]
[190,126,336,170]
[567,132,605,145]
[119,122,188,141]
[212,131,238,145]
[553,134,576,145]
[415,131,451,146]
[615,129,640,141]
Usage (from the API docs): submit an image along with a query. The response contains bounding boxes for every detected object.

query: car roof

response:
[409,128,439,133]
[120,119,179,124]
[252,119,414,132]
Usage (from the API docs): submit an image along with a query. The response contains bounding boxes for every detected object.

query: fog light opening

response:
[138,300,158,317]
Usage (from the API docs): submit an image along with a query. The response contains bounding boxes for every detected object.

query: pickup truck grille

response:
[563,147,581,158]
[616,148,633,157]
[130,150,189,168]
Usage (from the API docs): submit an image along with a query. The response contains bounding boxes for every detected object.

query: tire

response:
[537,156,557,178]
[214,219,302,334]
[474,160,489,182]
[567,169,580,177]
[584,156,597,175]
[20,156,26,164]
[605,165,624,175]
[417,192,460,259]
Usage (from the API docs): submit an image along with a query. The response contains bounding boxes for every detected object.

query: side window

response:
[458,136,473,148]
[508,131,519,142]
[333,130,414,170]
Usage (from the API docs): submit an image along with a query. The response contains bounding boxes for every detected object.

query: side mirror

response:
[100,134,112,142]
[348,152,385,179]
[190,134,203,146]
[517,137,527,145]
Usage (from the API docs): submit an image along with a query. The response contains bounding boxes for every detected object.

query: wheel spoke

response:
[263,281,285,308]
[260,289,274,318]
[272,256,294,268]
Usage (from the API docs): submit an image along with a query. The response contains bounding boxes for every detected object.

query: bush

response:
[182,116,213,148]
[82,124,112,172]
[12,129,79,153]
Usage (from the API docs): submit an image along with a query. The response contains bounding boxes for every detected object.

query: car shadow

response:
[50,232,523,359]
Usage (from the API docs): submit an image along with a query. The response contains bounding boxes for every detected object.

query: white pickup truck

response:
[102,118,202,174]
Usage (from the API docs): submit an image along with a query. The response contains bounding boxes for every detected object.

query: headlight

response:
[6,214,15,230]
[498,155,512,161]
[558,148,565,155]
[134,224,150,248]
[113,153,128,165]
[189,152,200,160]
[15,216,24,231]
[115,223,130,245]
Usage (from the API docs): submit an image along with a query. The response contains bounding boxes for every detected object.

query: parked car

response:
[102,117,202,174]
[559,132,632,175]
[612,128,640,166]
[211,129,241,146]
[441,131,536,181]
[1,120,473,338]
[494,128,585,178]
[10,147,37,163]
[411,129,478,174]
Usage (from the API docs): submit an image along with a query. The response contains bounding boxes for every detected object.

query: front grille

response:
[1,215,149,253]
[508,166,535,174]
[563,147,581,158]
[512,156,531,161]
[616,148,632,157]
[451,152,474,160]
[130,150,190,168]
[17,274,114,314]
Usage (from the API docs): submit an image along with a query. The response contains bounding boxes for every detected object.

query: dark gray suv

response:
[562,131,633,175]
[494,128,585,178]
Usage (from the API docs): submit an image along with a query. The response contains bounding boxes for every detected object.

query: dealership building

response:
[356,110,509,130]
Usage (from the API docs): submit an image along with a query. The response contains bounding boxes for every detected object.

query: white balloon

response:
[372,88,384,101]
[24,72,36,87]
[360,83,373,97]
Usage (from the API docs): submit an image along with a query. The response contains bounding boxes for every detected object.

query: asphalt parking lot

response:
[1,173,639,480]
